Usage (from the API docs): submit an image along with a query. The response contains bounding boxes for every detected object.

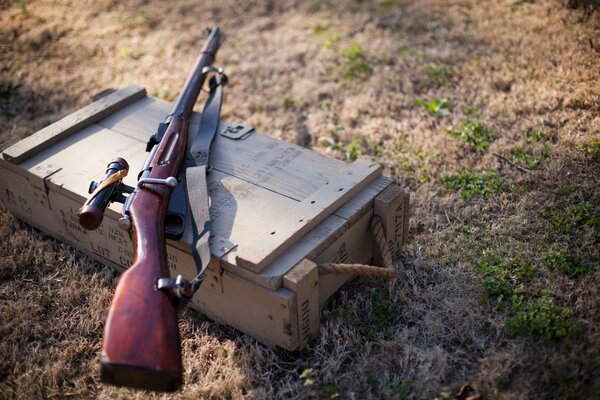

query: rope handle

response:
[317,215,396,278]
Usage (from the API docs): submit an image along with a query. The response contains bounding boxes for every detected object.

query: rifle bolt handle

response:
[137,176,178,189]
[118,215,132,231]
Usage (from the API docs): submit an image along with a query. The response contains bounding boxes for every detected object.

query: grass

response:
[0,82,21,101]
[446,120,495,151]
[546,199,600,241]
[506,293,580,343]
[324,35,372,80]
[339,42,372,80]
[414,97,451,118]
[317,135,382,161]
[426,63,453,86]
[575,140,600,161]
[118,46,145,59]
[510,145,539,169]
[442,170,503,199]
[475,251,580,343]
[543,251,595,278]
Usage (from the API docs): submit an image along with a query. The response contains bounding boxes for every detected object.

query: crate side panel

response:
[0,164,60,234]
[191,271,299,350]
[314,210,374,308]
[283,259,319,348]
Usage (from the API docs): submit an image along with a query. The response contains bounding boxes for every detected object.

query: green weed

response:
[300,368,315,386]
[547,200,599,241]
[339,42,372,80]
[575,140,600,161]
[357,292,397,341]
[313,24,329,35]
[506,293,579,342]
[385,143,437,183]
[482,278,515,306]
[510,145,539,169]
[300,369,339,398]
[525,128,545,143]
[380,0,401,9]
[446,120,495,151]
[16,0,28,14]
[323,34,343,50]
[318,137,364,160]
[426,63,453,86]
[119,46,145,59]
[442,170,503,199]
[398,379,412,399]
[282,96,300,110]
[370,292,395,327]
[462,105,482,118]
[478,254,534,281]
[318,136,381,161]
[322,384,340,399]
[414,97,451,118]
[494,376,510,390]
[324,36,372,80]
[477,253,533,306]
[543,251,595,278]
[399,46,424,60]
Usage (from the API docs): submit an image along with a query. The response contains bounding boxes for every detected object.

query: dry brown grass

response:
[1,0,599,399]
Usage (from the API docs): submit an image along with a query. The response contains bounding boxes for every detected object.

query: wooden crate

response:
[0,86,409,351]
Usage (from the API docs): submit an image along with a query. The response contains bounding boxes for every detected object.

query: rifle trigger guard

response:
[157,274,204,306]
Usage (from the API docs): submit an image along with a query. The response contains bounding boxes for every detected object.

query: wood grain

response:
[3,85,146,164]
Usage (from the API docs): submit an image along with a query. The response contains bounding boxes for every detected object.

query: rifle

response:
[78,28,224,392]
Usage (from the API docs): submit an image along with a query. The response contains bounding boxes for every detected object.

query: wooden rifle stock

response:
[100,122,186,391]
[89,28,224,392]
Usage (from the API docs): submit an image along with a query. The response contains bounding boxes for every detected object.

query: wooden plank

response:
[210,125,357,200]
[218,215,346,290]
[2,85,146,163]
[373,184,405,265]
[96,96,174,142]
[235,160,382,273]
[283,259,320,348]
[334,175,392,223]
[19,124,147,197]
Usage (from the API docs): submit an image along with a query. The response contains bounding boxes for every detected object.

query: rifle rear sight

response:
[78,157,132,230]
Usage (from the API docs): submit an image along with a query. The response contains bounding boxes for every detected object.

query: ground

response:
[1,0,599,399]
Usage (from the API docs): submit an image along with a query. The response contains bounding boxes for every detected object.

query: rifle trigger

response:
[158,275,191,300]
